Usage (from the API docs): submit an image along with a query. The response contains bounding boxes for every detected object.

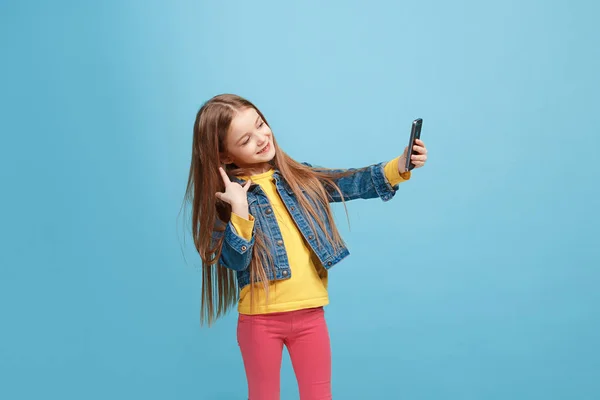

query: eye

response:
[242,138,250,145]
[258,121,265,128]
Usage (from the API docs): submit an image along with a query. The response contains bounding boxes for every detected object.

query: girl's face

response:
[222,107,276,173]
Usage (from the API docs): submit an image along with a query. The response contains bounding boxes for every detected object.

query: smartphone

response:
[405,118,423,171]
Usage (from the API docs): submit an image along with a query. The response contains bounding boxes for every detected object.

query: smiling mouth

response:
[257,142,270,154]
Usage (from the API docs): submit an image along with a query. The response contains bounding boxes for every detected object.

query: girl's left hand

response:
[399,139,428,172]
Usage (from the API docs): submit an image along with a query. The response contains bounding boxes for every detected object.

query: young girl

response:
[185,94,428,399]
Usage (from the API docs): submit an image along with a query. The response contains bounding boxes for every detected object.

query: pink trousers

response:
[237,307,332,400]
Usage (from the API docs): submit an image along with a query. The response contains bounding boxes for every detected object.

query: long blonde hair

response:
[184,94,359,325]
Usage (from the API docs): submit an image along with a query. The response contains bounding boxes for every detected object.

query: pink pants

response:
[237,307,332,400]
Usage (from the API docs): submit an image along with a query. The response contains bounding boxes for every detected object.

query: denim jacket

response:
[213,161,401,289]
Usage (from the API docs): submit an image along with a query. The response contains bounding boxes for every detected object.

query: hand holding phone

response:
[405,118,423,171]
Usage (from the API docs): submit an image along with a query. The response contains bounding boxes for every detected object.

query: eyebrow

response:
[235,116,261,145]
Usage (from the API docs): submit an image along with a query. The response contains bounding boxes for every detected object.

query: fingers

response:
[411,140,427,167]
[243,179,252,192]
[411,140,428,161]
[218,167,231,185]
[412,144,427,155]
[411,153,427,161]
[215,192,224,201]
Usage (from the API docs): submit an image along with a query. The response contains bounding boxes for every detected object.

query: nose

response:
[257,133,268,146]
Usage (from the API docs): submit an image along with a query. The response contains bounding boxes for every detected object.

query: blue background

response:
[1,0,599,399]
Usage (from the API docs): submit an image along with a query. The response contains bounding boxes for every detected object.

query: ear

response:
[219,152,233,165]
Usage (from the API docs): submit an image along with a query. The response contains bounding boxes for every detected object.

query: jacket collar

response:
[230,169,282,194]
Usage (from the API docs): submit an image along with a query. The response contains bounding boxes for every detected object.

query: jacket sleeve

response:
[303,157,410,203]
[211,213,255,271]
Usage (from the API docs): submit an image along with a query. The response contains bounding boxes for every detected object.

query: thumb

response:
[215,192,224,201]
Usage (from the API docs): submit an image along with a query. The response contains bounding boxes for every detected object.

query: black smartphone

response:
[405,118,423,171]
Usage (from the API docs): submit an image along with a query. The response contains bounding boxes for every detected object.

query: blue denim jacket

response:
[213,161,401,289]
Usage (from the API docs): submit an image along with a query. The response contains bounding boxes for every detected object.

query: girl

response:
[185,94,428,399]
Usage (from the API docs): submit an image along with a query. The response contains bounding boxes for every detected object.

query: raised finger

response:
[243,179,252,192]
[218,167,231,185]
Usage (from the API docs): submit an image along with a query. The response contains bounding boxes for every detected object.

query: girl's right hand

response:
[216,167,252,208]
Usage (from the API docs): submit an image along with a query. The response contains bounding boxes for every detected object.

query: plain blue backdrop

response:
[1,0,598,399]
